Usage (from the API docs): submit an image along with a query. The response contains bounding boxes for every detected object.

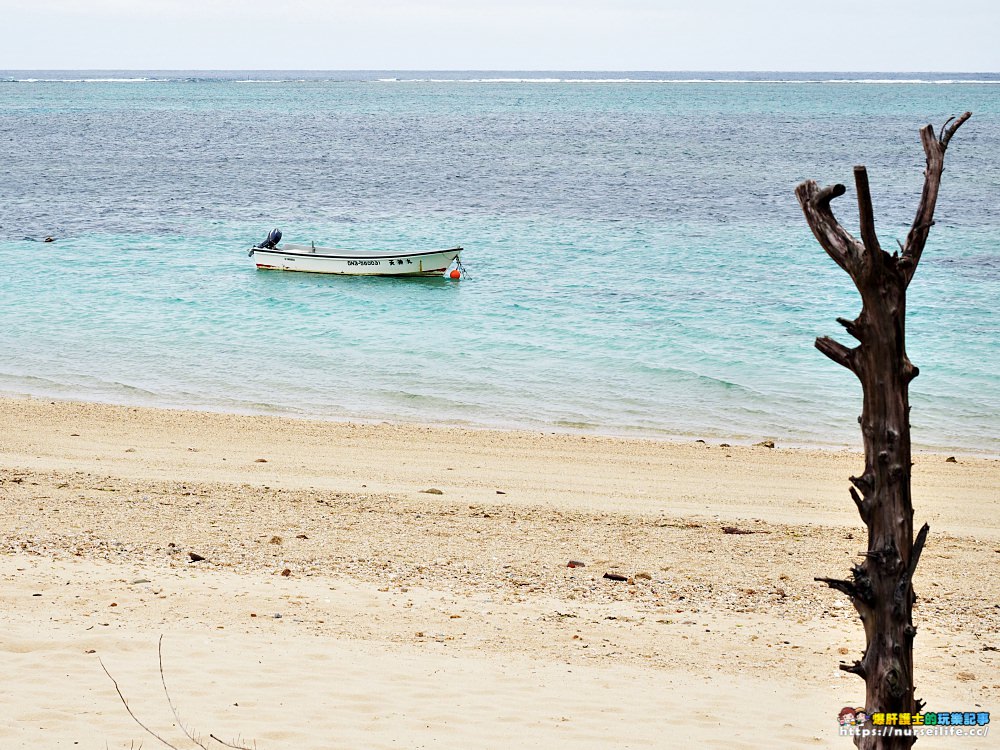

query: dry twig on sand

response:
[99,637,256,750]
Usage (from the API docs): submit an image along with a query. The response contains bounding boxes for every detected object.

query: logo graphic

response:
[838,706,864,726]
[838,707,990,738]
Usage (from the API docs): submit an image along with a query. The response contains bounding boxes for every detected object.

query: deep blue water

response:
[1,71,997,452]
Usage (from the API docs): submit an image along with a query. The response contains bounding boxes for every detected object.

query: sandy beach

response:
[1,395,997,748]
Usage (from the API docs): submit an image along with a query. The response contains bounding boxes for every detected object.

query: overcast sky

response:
[3,0,997,71]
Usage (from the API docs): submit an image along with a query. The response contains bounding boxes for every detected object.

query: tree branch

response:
[854,166,882,258]
[849,473,873,496]
[941,111,972,148]
[849,486,870,523]
[816,576,859,599]
[795,180,865,278]
[159,635,210,750]
[210,735,256,750]
[901,112,972,285]
[839,660,867,678]
[815,336,856,372]
[815,182,847,204]
[894,523,930,612]
[907,522,930,577]
[99,658,180,750]
[836,316,863,342]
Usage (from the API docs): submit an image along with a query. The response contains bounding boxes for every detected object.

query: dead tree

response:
[795,112,971,748]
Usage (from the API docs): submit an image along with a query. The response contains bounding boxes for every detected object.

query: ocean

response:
[0,71,997,453]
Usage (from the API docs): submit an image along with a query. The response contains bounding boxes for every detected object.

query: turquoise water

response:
[1,72,997,452]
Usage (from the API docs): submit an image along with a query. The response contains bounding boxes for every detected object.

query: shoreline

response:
[2,394,997,748]
[1,391,994,459]
[1,393,997,535]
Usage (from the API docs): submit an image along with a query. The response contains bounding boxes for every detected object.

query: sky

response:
[2,0,998,71]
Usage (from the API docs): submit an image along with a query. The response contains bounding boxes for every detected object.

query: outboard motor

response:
[256,228,282,250]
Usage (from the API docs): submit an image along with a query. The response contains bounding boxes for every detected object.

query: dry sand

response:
[1,396,997,748]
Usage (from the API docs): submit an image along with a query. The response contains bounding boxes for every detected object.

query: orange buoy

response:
[449,269,461,280]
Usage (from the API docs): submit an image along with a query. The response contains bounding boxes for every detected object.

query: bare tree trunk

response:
[795,112,971,749]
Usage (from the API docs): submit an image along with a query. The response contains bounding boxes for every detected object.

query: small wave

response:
[822,78,1000,85]
[4,75,233,83]
[10,77,171,83]
[6,74,998,85]
[371,77,1000,85]
[377,77,564,83]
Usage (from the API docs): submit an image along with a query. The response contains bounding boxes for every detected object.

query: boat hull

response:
[249,245,462,276]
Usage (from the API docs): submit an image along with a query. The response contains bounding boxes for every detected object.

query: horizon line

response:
[3,68,1000,74]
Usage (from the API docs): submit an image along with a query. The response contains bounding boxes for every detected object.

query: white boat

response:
[248,229,463,277]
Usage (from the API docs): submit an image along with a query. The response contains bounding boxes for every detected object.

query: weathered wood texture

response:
[795,112,971,749]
